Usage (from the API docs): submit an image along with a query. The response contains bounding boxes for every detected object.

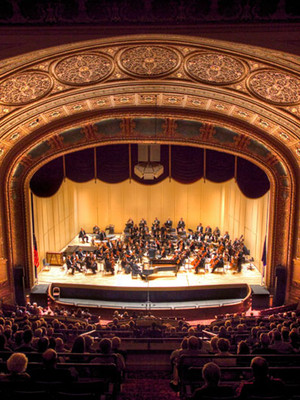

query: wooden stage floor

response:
[38,236,263,289]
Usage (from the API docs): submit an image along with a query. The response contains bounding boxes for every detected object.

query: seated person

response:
[165,218,173,229]
[237,356,286,399]
[129,261,146,280]
[99,230,106,241]
[78,228,89,243]
[104,255,114,275]
[91,338,125,375]
[31,348,74,383]
[0,352,31,382]
[93,225,100,234]
[177,217,185,233]
[121,256,131,274]
[66,255,82,274]
[85,254,97,274]
[191,362,236,399]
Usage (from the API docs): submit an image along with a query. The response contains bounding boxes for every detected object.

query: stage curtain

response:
[97,144,129,183]
[171,146,204,183]
[30,157,64,197]
[206,150,235,182]
[66,148,94,182]
[30,144,270,199]
[237,157,270,198]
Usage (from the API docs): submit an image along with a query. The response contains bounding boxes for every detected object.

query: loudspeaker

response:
[274,265,286,307]
[30,284,49,307]
[13,266,25,306]
[251,285,270,309]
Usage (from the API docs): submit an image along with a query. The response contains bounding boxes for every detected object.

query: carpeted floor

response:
[119,378,179,400]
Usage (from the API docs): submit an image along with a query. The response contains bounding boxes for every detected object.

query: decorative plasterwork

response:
[53,53,113,85]
[248,69,300,105]
[185,52,247,84]
[0,71,52,105]
[118,46,180,77]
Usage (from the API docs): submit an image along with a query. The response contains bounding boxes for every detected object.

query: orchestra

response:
[68,219,250,279]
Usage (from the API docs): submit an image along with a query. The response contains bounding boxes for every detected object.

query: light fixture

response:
[134,143,164,180]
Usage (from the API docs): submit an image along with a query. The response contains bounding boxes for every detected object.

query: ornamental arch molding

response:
[0,35,299,303]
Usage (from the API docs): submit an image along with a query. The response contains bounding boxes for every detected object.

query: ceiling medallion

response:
[54,53,113,86]
[248,69,300,105]
[0,71,52,105]
[118,46,180,77]
[185,52,246,85]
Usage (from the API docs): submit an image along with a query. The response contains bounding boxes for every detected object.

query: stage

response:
[36,235,265,318]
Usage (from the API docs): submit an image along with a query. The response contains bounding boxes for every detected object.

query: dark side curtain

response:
[30,144,270,199]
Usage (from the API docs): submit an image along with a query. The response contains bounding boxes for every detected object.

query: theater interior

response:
[0,1,299,399]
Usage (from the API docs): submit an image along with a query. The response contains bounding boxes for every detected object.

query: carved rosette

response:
[0,71,52,105]
[53,53,113,85]
[185,52,246,84]
[248,69,300,105]
[118,46,180,77]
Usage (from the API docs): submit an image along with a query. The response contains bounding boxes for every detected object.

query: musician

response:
[236,250,244,273]
[78,228,89,243]
[85,255,97,274]
[165,218,172,229]
[211,255,224,273]
[77,248,85,261]
[93,225,100,234]
[177,218,185,232]
[213,227,221,237]
[129,261,146,280]
[99,230,106,241]
[205,225,212,235]
[104,254,115,275]
[193,254,206,274]
[67,255,82,274]
[139,218,147,228]
[197,223,203,234]
[126,218,134,229]
[223,231,230,241]
[121,256,131,274]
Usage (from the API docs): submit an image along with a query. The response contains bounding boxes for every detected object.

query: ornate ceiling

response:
[0,35,299,171]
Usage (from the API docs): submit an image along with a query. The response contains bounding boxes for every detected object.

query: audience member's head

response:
[111,336,121,351]
[7,353,28,374]
[237,340,250,354]
[42,348,58,368]
[72,336,85,353]
[210,336,219,353]
[217,338,230,353]
[202,362,221,387]
[99,338,112,354]
[251,356,269,380]
[37,336,49,353]
[188,336,199,350]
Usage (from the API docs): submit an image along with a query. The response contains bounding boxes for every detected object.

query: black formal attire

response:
[165,219,172,229]
[211,257,224,273]
[130,262,146,279]
[86,257,97,274]
[104,257,114,274]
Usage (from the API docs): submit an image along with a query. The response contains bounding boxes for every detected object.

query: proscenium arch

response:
[0,35,298,304]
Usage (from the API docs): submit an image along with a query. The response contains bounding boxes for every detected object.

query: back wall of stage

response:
[32,178,268,273]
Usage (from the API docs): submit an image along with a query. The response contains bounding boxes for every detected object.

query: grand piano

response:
[142,258,179,279]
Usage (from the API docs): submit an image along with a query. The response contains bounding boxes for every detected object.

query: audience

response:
[0,302,299,397]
